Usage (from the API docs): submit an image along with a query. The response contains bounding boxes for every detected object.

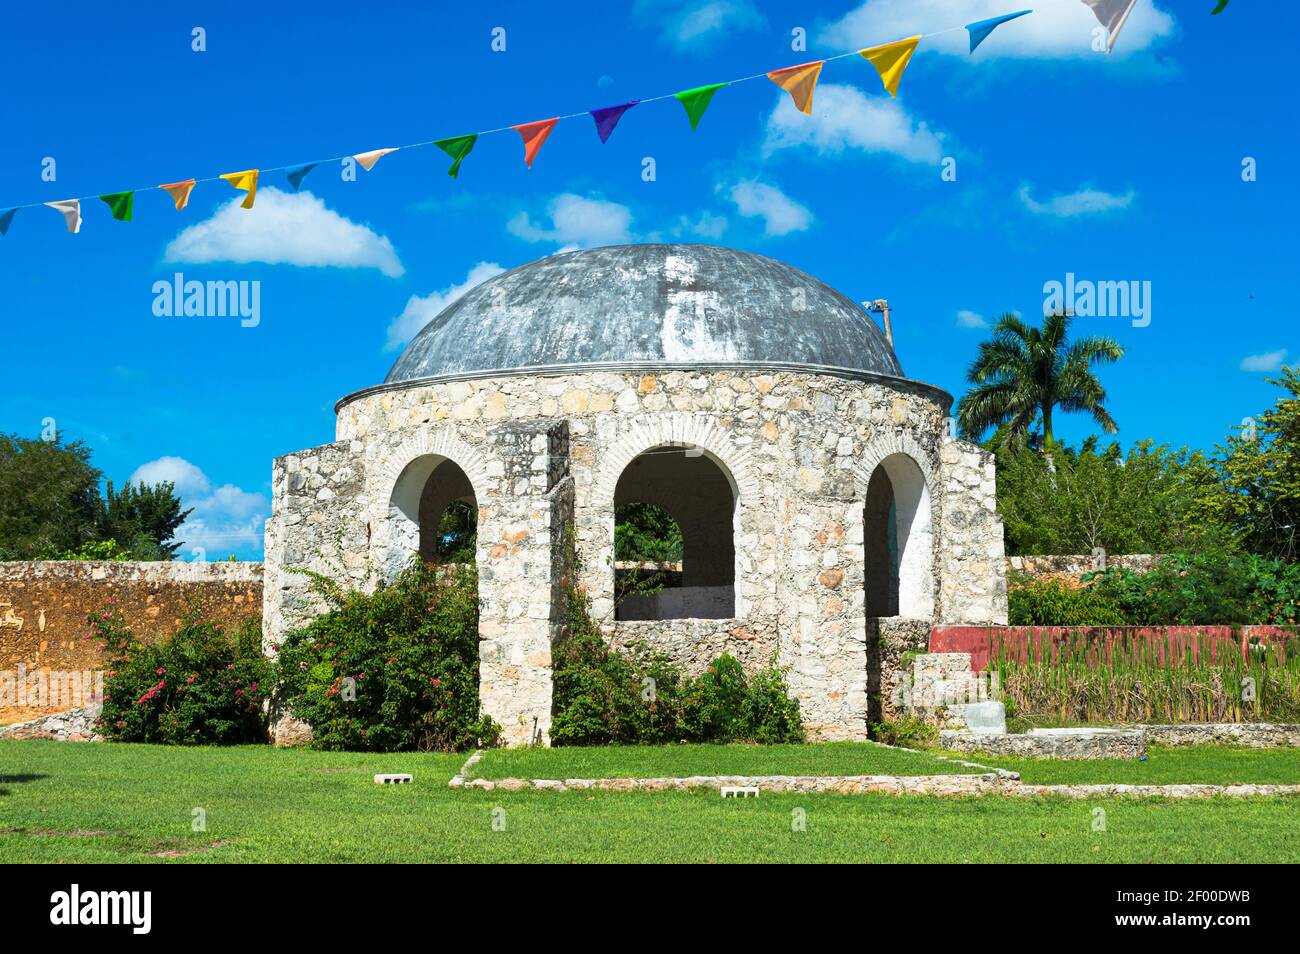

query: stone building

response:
[263,244,1007,745]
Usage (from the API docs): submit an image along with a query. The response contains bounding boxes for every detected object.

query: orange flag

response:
[159,179,196,211]
[859,36,921,97]
[220,169,259,209]
[512,118,558,168]
[767,61,824,115]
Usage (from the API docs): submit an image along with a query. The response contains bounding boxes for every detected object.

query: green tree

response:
[0,434,102,559]
[995,437,1223,555]
[614,502,683,563]
[958,311,1124,449]
[1205,367,1300,560]
[96,479,191,560]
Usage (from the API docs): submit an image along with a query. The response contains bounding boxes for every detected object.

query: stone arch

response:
[591,414,757,619]
[854,433,937,619]
[366,428,493,580]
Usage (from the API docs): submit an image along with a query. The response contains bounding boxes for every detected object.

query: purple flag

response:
[590,101,639,144]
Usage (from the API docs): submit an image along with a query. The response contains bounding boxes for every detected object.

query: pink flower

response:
[156,667,166,675]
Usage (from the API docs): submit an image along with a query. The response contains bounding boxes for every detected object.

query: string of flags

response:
[2,4,1155,240]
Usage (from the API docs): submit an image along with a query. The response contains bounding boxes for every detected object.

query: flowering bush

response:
[97,611,270,745]
[274,561,499,752]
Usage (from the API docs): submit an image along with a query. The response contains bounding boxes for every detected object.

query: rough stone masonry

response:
[262,244,1009,745]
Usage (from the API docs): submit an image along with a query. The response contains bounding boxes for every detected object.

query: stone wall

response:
[266,367,1009,743]
[1007,553,1161,587]
[0,561,262,724]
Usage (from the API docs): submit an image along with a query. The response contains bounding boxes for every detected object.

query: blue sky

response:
[1,0,1293,559]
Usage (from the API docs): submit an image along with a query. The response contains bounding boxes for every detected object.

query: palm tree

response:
[957,311,1124,449]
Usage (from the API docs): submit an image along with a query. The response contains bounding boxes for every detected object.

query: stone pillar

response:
[777,494,869,742]
[476,422,572,746]
[936,438,1007,624]
[262,439,369,649]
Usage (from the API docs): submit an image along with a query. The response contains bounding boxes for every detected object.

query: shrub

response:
[871,714,938,749]
[97,611,270,745]
[274,561,498,752]
[551,584,804,745]
[1007,575,1126,626]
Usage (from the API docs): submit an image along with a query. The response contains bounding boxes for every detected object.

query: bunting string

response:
[0,9,1043,236]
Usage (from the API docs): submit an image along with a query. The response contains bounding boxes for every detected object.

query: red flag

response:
[513,118,558,168]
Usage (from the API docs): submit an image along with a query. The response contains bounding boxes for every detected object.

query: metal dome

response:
[382,244,904,387]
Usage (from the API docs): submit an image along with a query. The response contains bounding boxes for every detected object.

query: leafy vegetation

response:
[551,582,803,745]
[0,432,190,560]
[870,714,939,749]
[614,502,683,564]
[275,561,499,752]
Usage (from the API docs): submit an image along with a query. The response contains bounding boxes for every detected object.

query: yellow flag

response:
[220,169,259,209]
[767,61,824,115]
[859,35,920,97]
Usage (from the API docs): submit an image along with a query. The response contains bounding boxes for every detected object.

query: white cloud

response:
[819,0,1176,60]
[763,83,945,164]
[128,457,269,558]
[386,262,505,351]
[956,309,988,329]
[637,0,763,51]
[1017,183,1136,218]
[164,188,403,277]
[1240,349,1287,373]
[724,180,812,237]
[128,456,210,497]
[671,211,728,240]
[507,193,635,249]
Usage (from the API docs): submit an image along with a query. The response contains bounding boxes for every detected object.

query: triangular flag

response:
[966,9,1033,53]
[1083,0,1138,53]
[590,101,638,144]
[767,61,824,115]
[512,118,558,168]
[353,148,398,172]
[45,199,81,233]
[159,179,196,210]
[284,163,318,190]
[674,83,727,130]
[99,191,134,222]
[433,135,477,179]
[0,208,16,236]
[859,36,921,97]
[220,169,259,209]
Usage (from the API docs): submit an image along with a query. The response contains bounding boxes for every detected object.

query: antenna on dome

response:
[863,299,893,348]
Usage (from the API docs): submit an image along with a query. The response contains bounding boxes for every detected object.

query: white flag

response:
[1083,0,1138,53]
[45,198,82,233]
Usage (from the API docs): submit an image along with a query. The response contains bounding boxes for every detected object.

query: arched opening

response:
[863,453,933,619]
[386,455,478,577]
[613,445,736,620]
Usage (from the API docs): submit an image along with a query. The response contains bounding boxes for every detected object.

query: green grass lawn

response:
[961,745,1300,786]
[2,740,1299,862]
[470,742,987,780]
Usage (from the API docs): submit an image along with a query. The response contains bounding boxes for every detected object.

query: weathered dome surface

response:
[383,244,903,387]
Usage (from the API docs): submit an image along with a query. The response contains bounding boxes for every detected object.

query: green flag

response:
[434,135,478,179]
[99,191,134,222]
[673,82,727,131]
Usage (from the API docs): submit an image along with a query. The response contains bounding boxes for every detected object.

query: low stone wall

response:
[940,727,1146,760]
[0,561,262,724]
[0,702,102,741]
[1006,553,1162,586]
[1142,723,1300,748]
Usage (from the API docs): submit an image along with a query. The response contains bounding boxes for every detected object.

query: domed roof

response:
[382,244,904,388]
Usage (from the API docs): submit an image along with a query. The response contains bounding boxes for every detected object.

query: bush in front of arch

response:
[274,561,499,752]
[551,584,804,746]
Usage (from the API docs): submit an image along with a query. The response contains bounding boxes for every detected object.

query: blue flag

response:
[285,162,319,190]
[966,9,1033,53]
[0,207,15,236]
